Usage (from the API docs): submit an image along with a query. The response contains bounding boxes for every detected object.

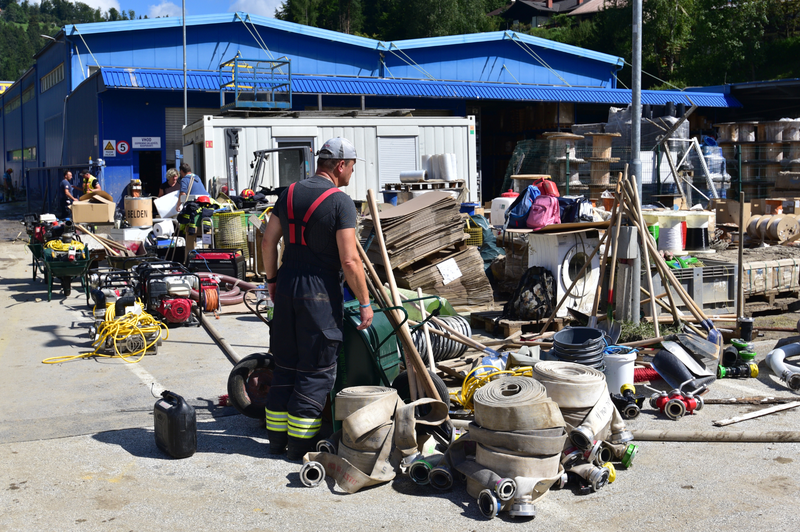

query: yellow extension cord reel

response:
[42,301,169,364]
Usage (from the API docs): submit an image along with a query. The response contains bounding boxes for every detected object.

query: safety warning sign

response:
[103,140,116,157]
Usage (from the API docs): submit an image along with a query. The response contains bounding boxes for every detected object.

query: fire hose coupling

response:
[603,462,617,483]
[598,441,638,468]
[316,438,337,454]
[609,429,634,445]
[783,370,800,391]
[569,461,610,492]
[408,458,434,486]
[717,363,759,379]
[428,464,454,491]
[299,461,326,488]
[477,489,500,519]
[508,498,537,519]
[614,383,641,420]
[569,426,596,451]
[731,338,754,351]
[493,477,517,502]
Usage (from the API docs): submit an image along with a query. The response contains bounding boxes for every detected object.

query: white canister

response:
[491,196,516,227]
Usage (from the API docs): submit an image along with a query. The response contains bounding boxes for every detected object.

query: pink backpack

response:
[526,195,560,230]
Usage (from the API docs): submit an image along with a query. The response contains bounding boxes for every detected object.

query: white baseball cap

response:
[317,137,365,161]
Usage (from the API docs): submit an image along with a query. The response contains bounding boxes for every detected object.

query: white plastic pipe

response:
[765,342,800,390]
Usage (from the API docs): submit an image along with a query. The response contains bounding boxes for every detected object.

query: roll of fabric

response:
[399,170,427,183]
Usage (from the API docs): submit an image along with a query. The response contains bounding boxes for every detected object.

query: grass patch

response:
[618,320,683,343]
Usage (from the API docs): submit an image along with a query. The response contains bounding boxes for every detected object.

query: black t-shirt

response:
[160,181,181,194]
[274,176,357,270]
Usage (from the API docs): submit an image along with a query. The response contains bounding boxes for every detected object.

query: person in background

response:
[158,168,181,197]
[3,168,12,202]
[81,170,100,194]
[176,162,209,211]
[59,170,80,218]
[261,137,372,460]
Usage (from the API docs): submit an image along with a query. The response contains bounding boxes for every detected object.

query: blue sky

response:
[65,0,283,20]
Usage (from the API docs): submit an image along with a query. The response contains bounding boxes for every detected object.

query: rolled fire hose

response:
[302,386,448,494]
[765,342,800,391]
[533,361,632,449]
[444,377,568,519]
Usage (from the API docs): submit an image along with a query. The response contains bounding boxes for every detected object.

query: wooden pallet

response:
[384,179,466,192]
[469,310,565,337]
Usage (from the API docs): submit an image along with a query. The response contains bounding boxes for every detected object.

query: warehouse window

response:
[7,147,36,162]
[377,136,418,189]
[21,86,34,104]
[40,63,64,93]
[4,96,20,114]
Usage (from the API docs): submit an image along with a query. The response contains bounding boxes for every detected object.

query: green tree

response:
[642,0,695,84]
[685,0,769,84]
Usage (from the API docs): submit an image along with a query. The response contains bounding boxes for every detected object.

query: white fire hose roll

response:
[533,361,630,446]
[304,386,448,494]
[533,361,607,408]
[474,377,565,431]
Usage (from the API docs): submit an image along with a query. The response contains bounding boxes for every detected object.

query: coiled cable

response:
[42,301,169,364]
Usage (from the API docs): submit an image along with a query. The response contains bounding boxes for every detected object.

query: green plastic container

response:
[332,300,402,406]
[648,223,660,243]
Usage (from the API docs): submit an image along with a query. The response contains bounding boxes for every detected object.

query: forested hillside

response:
[0,0,142,82]
[2,0,798,89]
[275,0,800,88]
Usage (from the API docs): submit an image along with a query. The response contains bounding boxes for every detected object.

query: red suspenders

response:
[286,182,342,246]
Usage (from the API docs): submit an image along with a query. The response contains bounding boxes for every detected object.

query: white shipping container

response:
[182,115,479,202]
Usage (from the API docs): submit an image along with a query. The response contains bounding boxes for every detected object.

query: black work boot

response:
[286,435,318,461]
[267,430,288,455]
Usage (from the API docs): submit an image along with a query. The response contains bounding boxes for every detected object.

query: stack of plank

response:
[362,191,493,306]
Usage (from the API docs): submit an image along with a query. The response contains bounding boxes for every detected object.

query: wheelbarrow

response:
[42,249,93,302]
[27,240,46,281]
[227,289,451,429]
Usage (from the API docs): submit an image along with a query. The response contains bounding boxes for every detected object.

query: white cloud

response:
[148,1,182,18]
[228,0,283,18]
[75,0,121,13]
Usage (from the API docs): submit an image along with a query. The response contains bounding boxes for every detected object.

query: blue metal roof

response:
[385,31,623,68]
[100,68,740,108]
[66,12,382,49]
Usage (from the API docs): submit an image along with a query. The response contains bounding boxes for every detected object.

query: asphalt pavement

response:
[1,201,799,532]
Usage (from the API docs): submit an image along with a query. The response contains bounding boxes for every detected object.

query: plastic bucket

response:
[381,191,399,206]
[551,327,606,370]
[603,351,636,395]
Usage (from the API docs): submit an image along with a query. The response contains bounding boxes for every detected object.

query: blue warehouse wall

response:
[95,88,219,204]
[64,75,100,167]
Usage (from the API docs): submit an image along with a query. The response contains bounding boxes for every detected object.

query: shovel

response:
[661,340,714,378]
[597,319,622,345]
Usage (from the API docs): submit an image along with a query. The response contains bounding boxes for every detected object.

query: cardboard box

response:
[714,198,751,226]
[71,195,115,223]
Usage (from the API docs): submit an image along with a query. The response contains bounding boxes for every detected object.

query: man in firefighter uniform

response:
[261,137,373,460]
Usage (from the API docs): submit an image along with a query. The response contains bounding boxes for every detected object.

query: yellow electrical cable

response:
[44,239,85,252]
[43,301,169,364]
[451,365,534,412]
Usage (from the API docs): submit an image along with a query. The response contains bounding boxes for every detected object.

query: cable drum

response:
[550,327,606,370]
[411,315,471,361]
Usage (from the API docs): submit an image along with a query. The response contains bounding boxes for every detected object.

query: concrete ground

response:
[2,201,799,532]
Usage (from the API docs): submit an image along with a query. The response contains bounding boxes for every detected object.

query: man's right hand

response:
[357,305,373,331]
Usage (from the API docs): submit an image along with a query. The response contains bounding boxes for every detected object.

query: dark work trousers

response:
[267,260,344,420]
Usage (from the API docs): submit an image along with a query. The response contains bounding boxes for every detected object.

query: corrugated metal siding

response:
[165,107,220,164]
[64,80,98,166]
[44,115,62,167]
[100,68,740,108]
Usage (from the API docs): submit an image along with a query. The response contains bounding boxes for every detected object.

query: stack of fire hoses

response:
[299,386,448,494]
[444,377,568,519]
[533,361,638,493]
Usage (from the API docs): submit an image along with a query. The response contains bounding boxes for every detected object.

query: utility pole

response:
[182,0,187,128]
[629,0,643,324]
